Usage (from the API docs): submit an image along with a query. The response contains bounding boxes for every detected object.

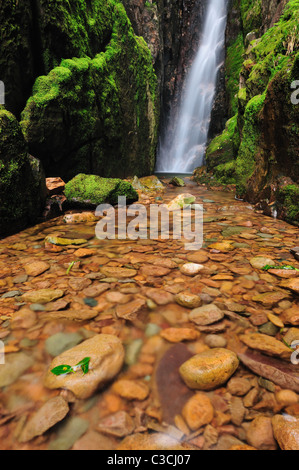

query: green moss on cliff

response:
[206,0,299,216]
[0,0,116,116]
[225,34,245,115]
[277,184,299,225]
[240,0,262,36]
[206,114,239,170]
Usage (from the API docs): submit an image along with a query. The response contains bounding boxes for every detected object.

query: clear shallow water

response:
[156,0,228,173]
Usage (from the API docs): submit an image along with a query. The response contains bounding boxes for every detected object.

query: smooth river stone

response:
[44,334,125,399]
[272,415,299,451]
[20,397,69,442]
[21,289,64,304]
[180,263,204,276]
[179,348,239,391]
[189,304,224,326]
[24,261,50,277]
[175,292,202,309]
[100,267,137,278]
[240,333,291,360]
[0,353,34,387]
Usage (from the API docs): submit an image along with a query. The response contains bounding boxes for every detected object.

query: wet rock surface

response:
[0,180,298,450]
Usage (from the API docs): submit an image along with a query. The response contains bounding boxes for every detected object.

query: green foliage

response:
[51,357,91,376]
[64,173,138,205]
[20,1,159,180]
[262,264,299,271]
[277,184,299,224]
[214,161,237,185]
[206,115,239,170]
[207,0,299,208]
[225,34,245,115]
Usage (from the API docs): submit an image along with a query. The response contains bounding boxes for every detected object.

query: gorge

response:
[0,0,298,452]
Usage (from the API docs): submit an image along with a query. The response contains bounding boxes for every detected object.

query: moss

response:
[0,0,115,116]
[235,93,266,195]
[20,1,159,180]
[211,0,299,206]
[214,161,237,185]
[64,173,138,205]
[240,0,262,36]
[225,34,245,115]
[206,114,239,170]
[277,184,299,225]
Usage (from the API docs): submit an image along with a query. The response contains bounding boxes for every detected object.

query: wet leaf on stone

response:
[75,357,91,375]
[51,365,74,376]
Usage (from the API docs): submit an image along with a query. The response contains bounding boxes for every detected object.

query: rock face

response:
[0,109,46,237]
[20,397,69,443]
[1,1,159,182]
[44,335,125,399]
[179,348,239,391]
[202,0,299,225]
[123,0,209,141]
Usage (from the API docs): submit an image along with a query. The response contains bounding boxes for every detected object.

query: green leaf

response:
[66,261,76,275]
[75,357,91,375]
[51,365,74,376]
[262,264,299,271]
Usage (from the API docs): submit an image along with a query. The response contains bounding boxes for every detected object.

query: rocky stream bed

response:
[0,178,298,450]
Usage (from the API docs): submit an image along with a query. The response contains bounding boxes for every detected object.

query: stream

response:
[0,179,298,450]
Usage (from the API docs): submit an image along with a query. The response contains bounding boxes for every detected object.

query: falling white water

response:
[156,0,228,173]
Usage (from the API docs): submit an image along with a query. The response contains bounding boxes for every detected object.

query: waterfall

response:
[156,0,228,173]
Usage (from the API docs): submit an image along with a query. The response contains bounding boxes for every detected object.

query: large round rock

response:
[44,334,125,399]
[179,348,239,391]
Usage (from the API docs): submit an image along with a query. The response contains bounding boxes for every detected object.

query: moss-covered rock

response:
[0,0,115,116]
[170,177,185,187]
[64,173,138,206]
[277,184,299,225]
[206,115,239,171]
[20,2,159,181]
[0,108,46,237]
